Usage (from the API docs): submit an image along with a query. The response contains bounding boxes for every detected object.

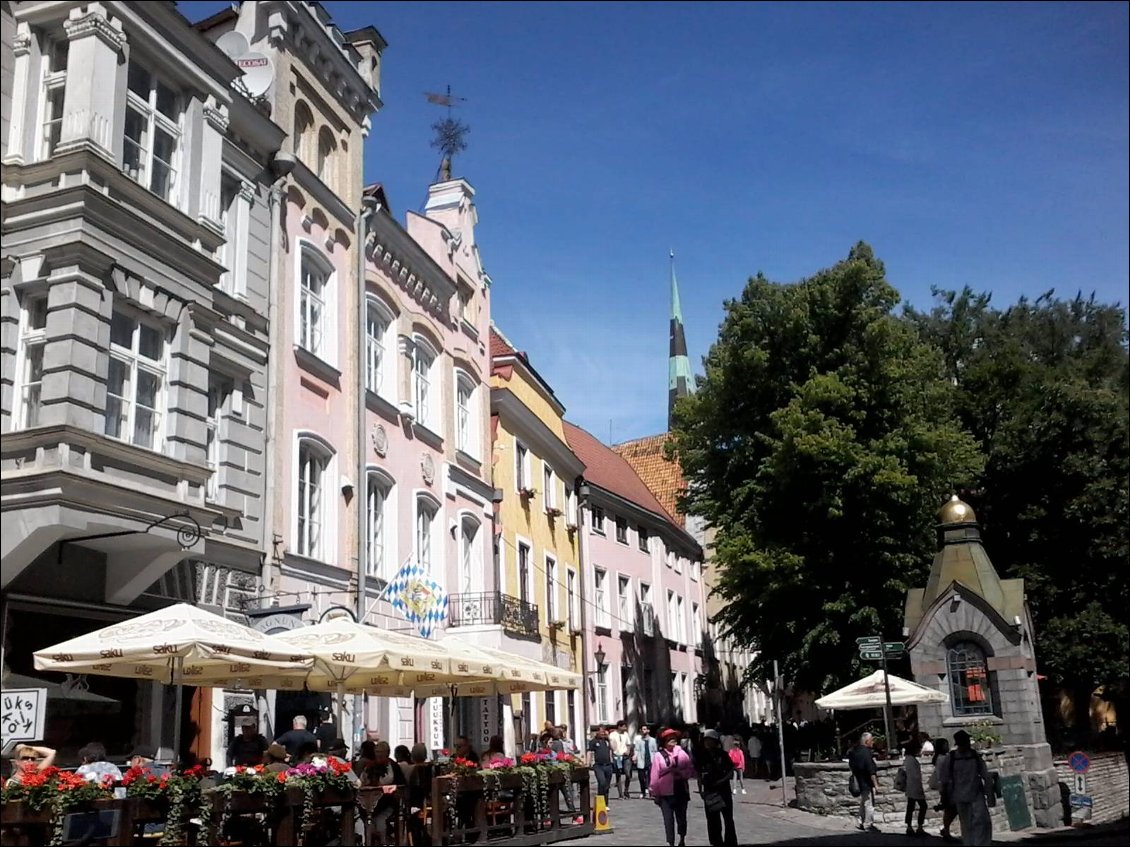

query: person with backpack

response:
[848,731,880,833]
[940,730,992,846]
[901,739,927,836]
[727,741,746,795]
[929,737,959,842]
[697,730,738,847]
[649,728,696,847]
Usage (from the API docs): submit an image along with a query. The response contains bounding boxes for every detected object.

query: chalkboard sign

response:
[1000,774,1032,831]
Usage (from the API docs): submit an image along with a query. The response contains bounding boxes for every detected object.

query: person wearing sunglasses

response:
[7,744,56,783]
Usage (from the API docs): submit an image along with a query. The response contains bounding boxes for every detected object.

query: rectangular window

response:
[596,666,609,723]
[205,376,231,501]
[366,302,389,395]
[591,505,605,534]
[455,375,474,455]
[667,590,677,638]
[545,691,557,728]
[565,486,578,527]
[677,596,686,643]
[104,309,166,450]
[594,568,610,627]
[692,602,702,648]
[674,553,683,575]
[38,36,67,159]
[367,476,390,578]
[123,62,181,202]
[518,542,531,605]
[637,526,649,552]
[413,342,435,428]
[416,498,436,574]
[16,295,48,429]
[566,568,578,631]
[545,556,558,623]
[296,443,327,559]
[299,252,328,357]
[217,175,240,294]
[543,465,556,511]
[617,575,631,630]
[615,516,628,545]
[516,442,530,491]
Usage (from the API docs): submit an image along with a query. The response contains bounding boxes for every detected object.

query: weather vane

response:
[424,85,469,180]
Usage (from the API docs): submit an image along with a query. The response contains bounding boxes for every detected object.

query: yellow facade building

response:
[490,327,586,751]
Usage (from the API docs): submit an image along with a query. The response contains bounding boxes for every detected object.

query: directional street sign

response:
[883,642,906,653]
[860,650,883,661]
[856,636,881,645]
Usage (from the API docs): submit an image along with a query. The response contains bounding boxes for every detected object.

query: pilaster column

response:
[58,2,127,158]
[2,23,33,164]
[197,98,229,232]
[398,333,415,414]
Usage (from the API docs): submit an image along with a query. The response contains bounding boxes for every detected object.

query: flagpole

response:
[363,555,413,620]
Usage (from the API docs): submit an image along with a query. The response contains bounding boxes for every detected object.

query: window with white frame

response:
[365,298,393,396]
[413,337,437,429]
[543,465,557,512]
[676,595,686,643]
[615,516,628,545]
[296,438,332,560]
[637,525,649,553]
[298,247,331,359]
[596,665,609,723]
[667,590,677,639]
[39,35,67,158]
[15,294,48,429]
[692,602,702,648]
[566,567,578,631]
[104,309,167,450]
[123,61,181,202]
[317,127,336,185]
[518,542,532,605]
[515,442,531,492]
[455,371,477,456]
[565,486,577,527]
[545,556,558,623]
[416,495,439,576]
[591,504,605,534]
[217,176,239,293]
[205,375,231,501]
[366,471,393,579]
[460,516,481,594]
[617,575,631,630]
[674,552,683,574]
[594,567,610,627]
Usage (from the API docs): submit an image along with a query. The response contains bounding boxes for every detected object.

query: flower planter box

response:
[3,798,132,847]
[275,785,357,846]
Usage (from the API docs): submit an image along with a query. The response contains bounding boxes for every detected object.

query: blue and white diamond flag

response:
[387,560,448,639]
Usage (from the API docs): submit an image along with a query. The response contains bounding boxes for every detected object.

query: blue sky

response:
[180,1,1128,442]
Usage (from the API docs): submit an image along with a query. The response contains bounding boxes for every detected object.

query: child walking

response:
[728,742,746,795]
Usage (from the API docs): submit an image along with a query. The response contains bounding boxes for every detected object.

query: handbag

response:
[703,791,727,813]
[894,766,907,792]
[848,773,862,797]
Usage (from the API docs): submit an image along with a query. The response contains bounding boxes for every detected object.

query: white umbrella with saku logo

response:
[33,603,314,759]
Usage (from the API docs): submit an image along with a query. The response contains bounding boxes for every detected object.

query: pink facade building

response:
[564,423,705,730]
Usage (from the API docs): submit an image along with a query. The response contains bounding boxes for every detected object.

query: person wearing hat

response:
[940,730,992,846]
[128,744,170,778]
[697,729,737,847]
[263,742,290,773]
[649,728,695,847]
[227,719,269,767]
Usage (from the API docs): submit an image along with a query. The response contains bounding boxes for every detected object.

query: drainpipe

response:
[355,194,380,750]
[577,478,592,737]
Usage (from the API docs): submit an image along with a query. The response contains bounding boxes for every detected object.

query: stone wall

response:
[795,743,1060,833]
[1054,752,1129,825]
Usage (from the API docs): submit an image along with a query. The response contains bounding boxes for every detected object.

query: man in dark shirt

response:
[314,707,339,753]
[275,715,317,761]
[587,725,614,801]
[848,732,880,833]
[228,720,269,767]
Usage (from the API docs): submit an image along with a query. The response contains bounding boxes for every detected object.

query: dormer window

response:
[123,62,181,203]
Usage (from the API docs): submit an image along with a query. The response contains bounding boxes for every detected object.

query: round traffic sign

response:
[1068,751,1090,774]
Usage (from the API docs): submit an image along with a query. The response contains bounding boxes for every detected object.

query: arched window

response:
[413,336,438,430]
[317,126,336,184]
[454,370,478,456]
[293,101,314,162]
[947,641,994,716]
[459,515,482,594]
[365,297,394,397]
[298,243,334,361]
[415,494,441,577]
[296,434,335,560]
[365,469,394,579]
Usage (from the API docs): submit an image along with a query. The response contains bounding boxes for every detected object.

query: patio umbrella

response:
[33,603,314,757]
[814,670,949,710]
[438,636,582,694]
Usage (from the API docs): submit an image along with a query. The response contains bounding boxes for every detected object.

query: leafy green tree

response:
[907,289,1129,723]
[673,244,982,692]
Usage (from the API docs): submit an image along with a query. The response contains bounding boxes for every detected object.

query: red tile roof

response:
[563,422,680,527]
[613,433,686,522]
[490,326,516,359]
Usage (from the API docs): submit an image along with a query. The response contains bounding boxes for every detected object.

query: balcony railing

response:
[449,592,540,638]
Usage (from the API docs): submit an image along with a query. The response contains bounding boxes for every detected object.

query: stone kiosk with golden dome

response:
[903,496,1061,830]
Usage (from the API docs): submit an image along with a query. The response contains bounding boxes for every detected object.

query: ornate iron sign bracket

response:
[56,511,204,564]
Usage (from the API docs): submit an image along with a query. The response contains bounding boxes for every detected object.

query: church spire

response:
[668,250,696,429]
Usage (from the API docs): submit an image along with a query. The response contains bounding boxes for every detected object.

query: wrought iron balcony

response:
[449,592,540,639]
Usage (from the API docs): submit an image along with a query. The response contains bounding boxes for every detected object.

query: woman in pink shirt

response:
[649,729,696,847]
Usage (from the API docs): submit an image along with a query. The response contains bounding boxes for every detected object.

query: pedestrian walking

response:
[649,728,695,847]
[848,731,880,833]
[587,725,615,802]
[727,743,747,795]
[746,730,763,779]
[634,724,658,798]
[901,739,927,836]
[697,729,738,847]
[609,719,634,798]
[929,737,959,842]
[941,730,992,846]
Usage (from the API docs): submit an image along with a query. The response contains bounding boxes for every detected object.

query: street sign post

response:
[860,650,883,661]
[1068,751,1090,774]
[856,636,881,645]
[883,642,906,653]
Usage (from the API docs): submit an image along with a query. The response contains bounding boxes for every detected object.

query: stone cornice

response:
[368,212,457,322]
[491,388,585,481]
[585,482,702,558]
[203,103,230,134]
[64,4,127,53]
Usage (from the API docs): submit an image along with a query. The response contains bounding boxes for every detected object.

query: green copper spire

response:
[668,250,696,429]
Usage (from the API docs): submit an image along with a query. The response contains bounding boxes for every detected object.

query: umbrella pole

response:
[336,683,346,747]
[172,655,184,768]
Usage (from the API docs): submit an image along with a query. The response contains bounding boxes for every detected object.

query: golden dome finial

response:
[938,494,977,525]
